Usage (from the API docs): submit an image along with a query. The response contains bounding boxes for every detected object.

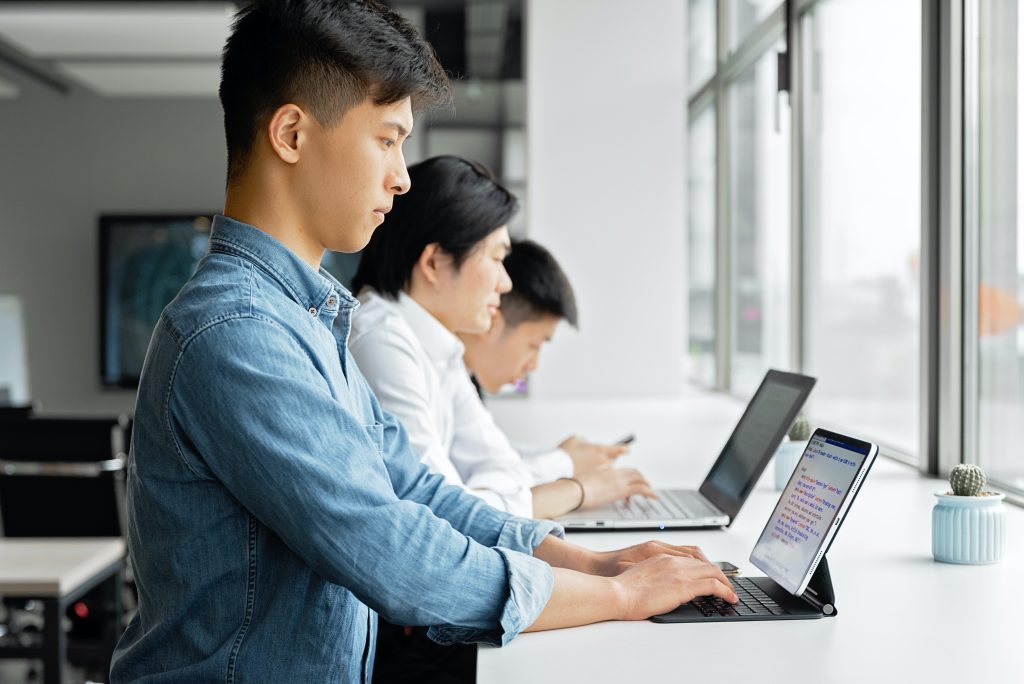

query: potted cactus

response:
[932,464,1006,564]
[774,413,812,490]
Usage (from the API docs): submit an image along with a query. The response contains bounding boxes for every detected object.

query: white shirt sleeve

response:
[448,373,536,517]
[351,319,534,517]
[350,322,465,486]
[514,445,574,484]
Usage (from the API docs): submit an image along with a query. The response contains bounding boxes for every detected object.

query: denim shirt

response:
[110,216,561,684]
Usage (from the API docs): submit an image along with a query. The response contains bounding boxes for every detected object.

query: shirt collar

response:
[207,215,359,315]
[393,291,465,368]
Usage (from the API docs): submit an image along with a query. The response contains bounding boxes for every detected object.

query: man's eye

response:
[382,139,395,148]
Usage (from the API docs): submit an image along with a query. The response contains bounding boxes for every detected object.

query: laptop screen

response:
[698,370,815,522]
[749,431,873,594]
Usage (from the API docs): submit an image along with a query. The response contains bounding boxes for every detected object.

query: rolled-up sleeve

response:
[169,317,558,642]
[428,546,553,647]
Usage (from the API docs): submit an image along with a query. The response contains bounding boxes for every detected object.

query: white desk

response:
[480,395,1024,683]
[0,538,125,684]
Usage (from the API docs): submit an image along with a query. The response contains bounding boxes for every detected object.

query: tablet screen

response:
[750,431,873,595]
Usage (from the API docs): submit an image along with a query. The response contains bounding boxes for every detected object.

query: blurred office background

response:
[0,0,1021,500]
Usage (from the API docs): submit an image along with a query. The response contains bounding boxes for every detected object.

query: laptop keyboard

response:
[613,490,719,520]
[690,577,787,617]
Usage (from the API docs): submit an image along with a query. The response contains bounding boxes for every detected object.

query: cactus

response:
[787,414,811,441]
[949,464,986,496]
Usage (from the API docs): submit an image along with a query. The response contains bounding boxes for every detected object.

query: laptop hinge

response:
[799,556,838,617]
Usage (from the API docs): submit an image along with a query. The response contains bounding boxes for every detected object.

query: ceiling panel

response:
[0,3,236,58]
[57,60,220,97]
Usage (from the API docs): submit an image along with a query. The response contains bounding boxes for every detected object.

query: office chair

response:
[0,415,128,537]
[0,404,34,421]
[0,414,131,679]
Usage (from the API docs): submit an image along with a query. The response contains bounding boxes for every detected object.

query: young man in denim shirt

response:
[111,2,737,682]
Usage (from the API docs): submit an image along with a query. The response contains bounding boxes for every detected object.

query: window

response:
[728,0,782,51]
[965,0,1024,493]
[800,0,921,458]
[729,44,791,395]
[688,0,716,94]
[688,104,717,385]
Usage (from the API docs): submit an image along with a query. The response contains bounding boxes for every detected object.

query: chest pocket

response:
[364,422,384,455]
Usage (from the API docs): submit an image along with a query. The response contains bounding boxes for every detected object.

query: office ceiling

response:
[0,0,522,98]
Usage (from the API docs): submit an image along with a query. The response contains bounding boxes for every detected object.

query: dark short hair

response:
[352,155,519,297]
[220,0,451,183]
[500,240,578,329]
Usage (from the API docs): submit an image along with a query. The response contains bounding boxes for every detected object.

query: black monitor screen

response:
[99,214,360,387]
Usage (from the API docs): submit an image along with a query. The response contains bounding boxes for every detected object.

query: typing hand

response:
[611,555,738,621]
[588,541,711,577]
[575,468,655,509]
[559,435,629,474]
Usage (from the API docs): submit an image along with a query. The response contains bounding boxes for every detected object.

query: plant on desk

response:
[932,464,1006,564]
[774,413,811,490]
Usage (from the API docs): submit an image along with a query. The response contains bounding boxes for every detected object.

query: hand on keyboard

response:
[588,540,711,577]
[611,555,738,621]
[575,468,656,509]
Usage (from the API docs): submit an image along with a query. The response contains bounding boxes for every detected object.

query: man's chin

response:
[330,225,376,253]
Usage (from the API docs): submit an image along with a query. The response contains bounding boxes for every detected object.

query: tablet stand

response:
[800,556,837,617]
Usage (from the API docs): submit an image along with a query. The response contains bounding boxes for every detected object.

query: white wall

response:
[0,85,225,416]
[525,0,688,399]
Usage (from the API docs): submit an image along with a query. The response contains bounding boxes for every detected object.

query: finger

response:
[626,473,651,489]
[631,484,659,499]
[647,542,708,563]
[689,577,737,604]
[607,446,629,459]
[660,543,709,563]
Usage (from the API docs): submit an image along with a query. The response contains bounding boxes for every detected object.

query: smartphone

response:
[714,561,740,576]
[616,434,635,445]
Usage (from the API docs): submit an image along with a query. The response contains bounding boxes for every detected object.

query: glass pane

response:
[729,0,782,52]
[728,44,791,394]
[802,0,921,457]
[688,0,716,95]
[688,104,716,386]
[970,0,1024,492]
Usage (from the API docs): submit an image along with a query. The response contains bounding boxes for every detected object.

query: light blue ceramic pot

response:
[932,492,1006,564]
[774,440,808,490]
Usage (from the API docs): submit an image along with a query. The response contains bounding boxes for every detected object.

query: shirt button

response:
[308,307,318,316]
[327,297,337,307]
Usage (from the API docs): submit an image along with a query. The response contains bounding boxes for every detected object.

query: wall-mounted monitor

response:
[99,214,361,388]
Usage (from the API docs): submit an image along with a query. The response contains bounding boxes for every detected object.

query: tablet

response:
[749,428,877,595]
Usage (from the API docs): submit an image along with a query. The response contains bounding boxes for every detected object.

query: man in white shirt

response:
[461,238,636,485]
[350,155,656,520]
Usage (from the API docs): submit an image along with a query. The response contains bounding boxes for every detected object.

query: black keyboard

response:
[689,577,788,617]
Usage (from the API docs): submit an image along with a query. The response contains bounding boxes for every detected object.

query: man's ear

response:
[415,243,445,285]
[266,103,307,165]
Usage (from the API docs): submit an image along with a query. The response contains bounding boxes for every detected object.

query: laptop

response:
[652,428,878,622]
[557,369,816,530]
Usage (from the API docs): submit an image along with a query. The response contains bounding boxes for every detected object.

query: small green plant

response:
[787,414,811,442]
[949,464,986,496]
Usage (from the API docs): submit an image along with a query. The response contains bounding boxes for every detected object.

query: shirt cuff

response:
[496,513,564,552]
[427,547,554,647]
[522,448,574,484]
[426,516,562,647]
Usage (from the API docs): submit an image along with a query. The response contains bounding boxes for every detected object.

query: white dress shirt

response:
[515,443,573,485]
[350,290,537,517]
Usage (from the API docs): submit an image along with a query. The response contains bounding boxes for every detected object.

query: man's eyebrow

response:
[385,120,411,138]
